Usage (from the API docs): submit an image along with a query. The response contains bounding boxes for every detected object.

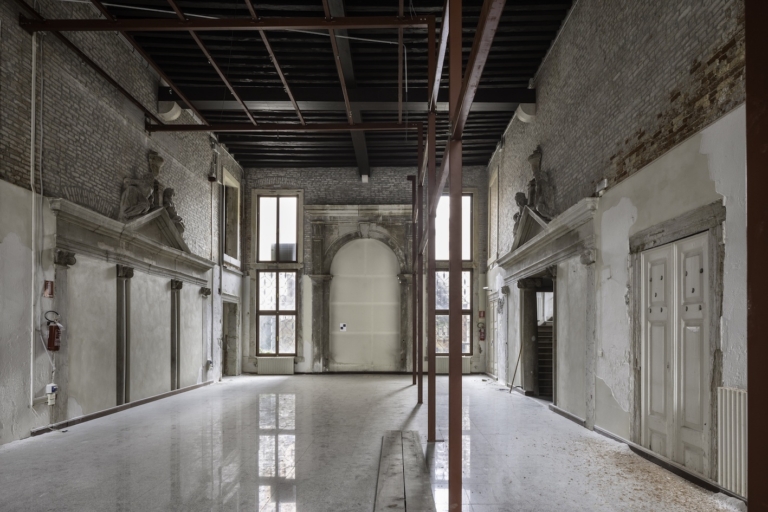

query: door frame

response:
[629,201,725,480]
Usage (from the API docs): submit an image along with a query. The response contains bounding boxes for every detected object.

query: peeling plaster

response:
[597,197,637,413]
[699,105,747,389]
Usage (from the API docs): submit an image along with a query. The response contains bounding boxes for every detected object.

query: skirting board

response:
[510,386,535,396]
[548,404,586,428]
[30,381,213,437]
[593,426,746,504]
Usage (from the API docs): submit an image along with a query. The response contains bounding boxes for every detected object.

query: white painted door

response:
[641,233,710,476]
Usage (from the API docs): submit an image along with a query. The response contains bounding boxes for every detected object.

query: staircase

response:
[537,322,553,399]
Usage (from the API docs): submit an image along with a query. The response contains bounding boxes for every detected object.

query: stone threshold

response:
[30,381,213,437]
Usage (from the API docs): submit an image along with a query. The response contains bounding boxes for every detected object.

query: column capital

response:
[117,264,134,279]
[54,249,77,268]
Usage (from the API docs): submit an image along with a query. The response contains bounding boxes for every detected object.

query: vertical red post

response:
[426,18,438,444]
[417,126,424,404]
[409,175,417,386]
[746,1,768,508]
[448,0,463,508]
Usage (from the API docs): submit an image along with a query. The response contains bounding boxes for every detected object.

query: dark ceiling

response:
[101,1,573,169]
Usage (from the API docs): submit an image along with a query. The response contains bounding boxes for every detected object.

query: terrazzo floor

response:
[0,375,743,511]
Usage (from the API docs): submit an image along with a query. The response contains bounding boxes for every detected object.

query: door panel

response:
[676,233,709,475]
[641,232,710,478]
[642,244,673,459]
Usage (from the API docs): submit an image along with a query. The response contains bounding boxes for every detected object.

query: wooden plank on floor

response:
[375,430,406,511]
[402,431,437,512]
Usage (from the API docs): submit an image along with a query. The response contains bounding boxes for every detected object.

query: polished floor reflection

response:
[0,375,736,511]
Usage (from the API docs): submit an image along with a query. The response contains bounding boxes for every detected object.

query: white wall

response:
[67,255,117,418]
[130,272,171,400]
[556,257,588,421]
[593,105,747,439]
[329,239,401,371]
[0,180,55,445]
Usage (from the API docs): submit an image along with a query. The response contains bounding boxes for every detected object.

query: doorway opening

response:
[222,302,240,377]
[517,273,555,400]
[536,291,554,400]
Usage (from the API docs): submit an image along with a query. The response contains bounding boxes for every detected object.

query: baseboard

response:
[30,381,213,437]
[510,386,535,396]
[593,426,746,504]
[548,404,586,427]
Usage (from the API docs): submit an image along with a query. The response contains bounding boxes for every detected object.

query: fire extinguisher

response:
[45,311,62,352]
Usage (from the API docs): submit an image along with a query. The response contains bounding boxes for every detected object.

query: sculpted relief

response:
[118,150,186,238]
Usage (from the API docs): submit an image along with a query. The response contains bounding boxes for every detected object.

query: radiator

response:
[435,356,470,375]
[257,357,294,375]
[717,387,748,497]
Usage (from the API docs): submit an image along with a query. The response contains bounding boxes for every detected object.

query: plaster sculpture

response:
[163,188,186,235]
[512,192,528,235]
[527,146,555,219]
[118,151,164,221]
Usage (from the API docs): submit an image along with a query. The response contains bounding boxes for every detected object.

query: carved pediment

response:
[124,207,190,253]
[511,206,549,251]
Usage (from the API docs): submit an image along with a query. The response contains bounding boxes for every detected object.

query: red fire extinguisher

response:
[45,311,62,352]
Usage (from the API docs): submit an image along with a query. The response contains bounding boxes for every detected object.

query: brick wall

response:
[243,166,488,272]
[488,0,745,257]
[0,0,242,260]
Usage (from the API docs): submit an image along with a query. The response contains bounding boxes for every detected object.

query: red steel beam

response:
[87,0,208,125]
[430,0,449,108]
[245,0,305,124]
[746,0,768,507]
[11,0,162,126]
[322,0,354,123]
[166,0,257,125]
[19,16,433,33]
[430,0,506,216]
[146,122,420,133]
[426,17,438,444]
[448,0,463,508]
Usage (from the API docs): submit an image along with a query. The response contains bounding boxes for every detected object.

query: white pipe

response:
[29,32,38,408]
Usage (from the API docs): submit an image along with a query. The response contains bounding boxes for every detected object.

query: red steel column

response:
[426,20,438,443]
[417,127,425,404]
[448,0,463,508]
[746,0,768,508]
[410,175,418,386]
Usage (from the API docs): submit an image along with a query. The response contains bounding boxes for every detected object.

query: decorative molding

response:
[498,198,598,279]
[117,264,134,279]
[171,279,184,290]
[200,287,212,297]
[50,198,213,286]
[54,250,77,268]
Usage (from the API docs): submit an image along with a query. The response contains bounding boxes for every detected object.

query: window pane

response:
[436,271,449,310]
[279,196,298,262]
[260,272,277,310]
[259,197,277,261]
[435,196,449,260]
[436,315,449,353]
[462,314,471,354]
[224,185,239,259]
[435,271,471,310]
[259,316,276,354]
[279,316,296,354]
[279,272,296,311]
[462,195,472,260]
[462,271,471,309]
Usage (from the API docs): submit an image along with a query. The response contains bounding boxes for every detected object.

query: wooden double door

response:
[641,232,711,477]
